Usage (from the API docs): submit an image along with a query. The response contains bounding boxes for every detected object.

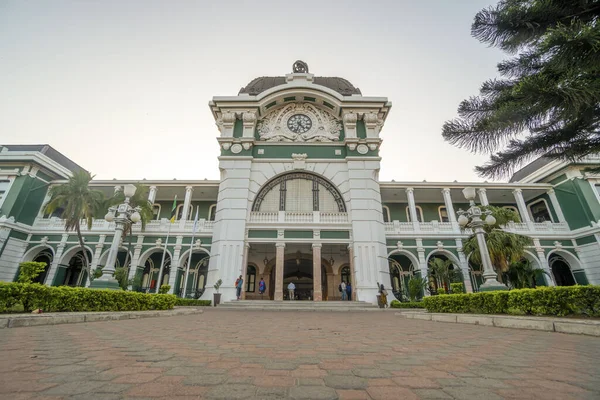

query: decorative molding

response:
[257,103,341,142]
[347,143,357,151]
[231,144,243,154]
[356,144,369,155]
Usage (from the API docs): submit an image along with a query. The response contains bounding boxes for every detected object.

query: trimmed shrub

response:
[390,300,425,309]
[0,282,176,313]
[437,287,446,295]
[17,262,47,284]
[422,286,600,317]
[450,283,465,294]
[175,298,212,307]
[158,284,171,294]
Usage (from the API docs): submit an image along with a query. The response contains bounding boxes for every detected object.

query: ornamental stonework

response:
[257,103,342,142]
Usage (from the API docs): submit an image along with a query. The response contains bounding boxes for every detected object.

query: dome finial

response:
[293,60,309,73]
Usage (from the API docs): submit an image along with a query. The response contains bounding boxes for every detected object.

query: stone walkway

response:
[1,309,599,400]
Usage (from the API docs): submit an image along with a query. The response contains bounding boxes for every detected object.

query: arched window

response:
[341,266,350,284]
[405,206,424,222]
[208,204,217,221]
[151,204,161,220]
[176,204,193,220]
[246,265,256,292]
[438,206,449,222]
[382,206,391,222]
[528,199,553,223]
[252,172,346,212]
[549,254,576,286]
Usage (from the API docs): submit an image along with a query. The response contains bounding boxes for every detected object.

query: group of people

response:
[339,281,352,300]
[235,275,267,300]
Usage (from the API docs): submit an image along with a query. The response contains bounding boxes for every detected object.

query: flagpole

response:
[155,221,171,293]
[182,206,199,298]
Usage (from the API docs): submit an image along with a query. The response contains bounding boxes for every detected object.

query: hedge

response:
[422,286,600,317]
[0,282,176,313]
[390,300,425,309]
[175,298,212,307]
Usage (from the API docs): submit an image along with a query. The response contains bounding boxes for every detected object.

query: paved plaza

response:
[1,310,599,400]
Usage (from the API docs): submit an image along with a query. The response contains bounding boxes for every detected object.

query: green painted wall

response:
[0,175,49,226]
[356,120,366,139]
[248,230,277,239]
[284,230,312,239]
[253,145,346,159]
[574,178,600,221]
[233,120,243,138]
[386,239,417,247]
[575,235,597,246]
[153,200,215,220]
[320,231,350,239]
[221,147,253,157]
[573,270,589,285]
[9,230,28,241]
[554,179,595,229]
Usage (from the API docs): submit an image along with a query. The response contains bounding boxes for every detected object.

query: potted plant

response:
[213,279,223,307]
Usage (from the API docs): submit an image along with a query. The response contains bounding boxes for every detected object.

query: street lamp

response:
[90,184,142,290]
[457,187,508,292]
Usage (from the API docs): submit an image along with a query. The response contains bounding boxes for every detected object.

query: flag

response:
[169,195,178,223]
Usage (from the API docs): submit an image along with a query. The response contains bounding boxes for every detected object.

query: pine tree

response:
[443,0,600,179]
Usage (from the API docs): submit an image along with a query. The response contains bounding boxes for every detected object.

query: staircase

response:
[216,300,382,312]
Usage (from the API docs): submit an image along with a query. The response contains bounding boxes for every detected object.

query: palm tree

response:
[44,170,104,286]
[428,258,452,293]
[506,259,550,289]
[463,206,532,283]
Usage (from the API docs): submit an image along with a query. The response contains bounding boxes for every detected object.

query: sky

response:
[0,0,507,183]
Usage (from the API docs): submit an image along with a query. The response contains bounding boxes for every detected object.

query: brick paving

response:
[1,309,599,400]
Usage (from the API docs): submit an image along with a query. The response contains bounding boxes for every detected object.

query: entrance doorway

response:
[284,252,313,300]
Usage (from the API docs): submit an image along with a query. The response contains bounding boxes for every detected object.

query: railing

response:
[31,217,214,233]
[384,220,571,235]
[249,211,349,224]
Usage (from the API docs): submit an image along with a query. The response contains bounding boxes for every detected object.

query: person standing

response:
[258,277,266,296]
[287,281,296,300]
[346,282,352,301]
[379,283,388,308]
[235,275,243,300]
[340,281,347,300]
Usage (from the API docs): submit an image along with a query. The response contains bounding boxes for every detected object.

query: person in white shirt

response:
[287,282,296,301]
[340,281,347,300]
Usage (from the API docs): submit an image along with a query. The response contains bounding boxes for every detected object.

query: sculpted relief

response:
[257,103,342,142]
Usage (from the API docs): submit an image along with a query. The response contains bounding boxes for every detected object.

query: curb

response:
[0,307,203,329]
[395,311,600,337]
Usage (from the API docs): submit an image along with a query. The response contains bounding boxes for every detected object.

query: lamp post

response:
[90,184,141,290]
[457,187,508,292]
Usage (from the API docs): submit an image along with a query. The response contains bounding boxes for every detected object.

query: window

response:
[438,206,449,222]
[246,265,256,292]
[405,206,424,222]
[528,199,553,223]
[382,206,391,223]
[176,204,193,220]
[341,266,350,284]
[151,204,161,220]
[208,204,217,221]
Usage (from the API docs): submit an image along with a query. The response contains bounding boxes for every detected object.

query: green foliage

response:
[407,276,428,301]
[442,1,600,178]
[93,268,103,279]
[422,286,600,317]
[114,267,129,291]
[213,279,223,293]
[506,259,549,289]
[158,284,171,294]
[0,282,176,313]
[450,283,465,294]
[111,184,155,233]
[175,298,211,307]
[390,300,425,309]
[17,262,47,284]
[463,206,532,275]
[437,287,447,295]
[427,258,461,292]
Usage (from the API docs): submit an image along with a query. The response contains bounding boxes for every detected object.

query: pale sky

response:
[0,0,506,182]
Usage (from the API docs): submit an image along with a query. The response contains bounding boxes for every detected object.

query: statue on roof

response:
[293,60,309,73]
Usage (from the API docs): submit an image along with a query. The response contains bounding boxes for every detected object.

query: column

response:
[167,235,183,293]
[180,186,194,223]
[547,189,566,223]
[533,239,555,286]
[456,239,473,293]
[348,244,357,301]
[416,239,429,296]
[148,186,158,204]
[312,243,322,301]
[128,235,145,282]
[442,188,459,233]
[240,243,250,300]
[406,188,420,231]
[90,235,106,271]
[513,189,534,230]
[46,233,69,286]
[478,188,489,206]
[274,243,285,301]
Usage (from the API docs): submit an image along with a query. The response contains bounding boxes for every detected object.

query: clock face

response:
[287,114,312,134]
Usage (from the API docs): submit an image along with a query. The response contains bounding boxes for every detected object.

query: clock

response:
[287,114,312,134]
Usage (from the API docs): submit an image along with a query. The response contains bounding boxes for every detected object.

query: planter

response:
[213,293,221,307]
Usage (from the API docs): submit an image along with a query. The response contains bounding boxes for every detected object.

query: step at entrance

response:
[216,300,382,312]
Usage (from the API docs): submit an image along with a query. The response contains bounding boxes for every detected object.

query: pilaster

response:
[274,242,285,301]
[312,243,322,301]
[241,243,250,300]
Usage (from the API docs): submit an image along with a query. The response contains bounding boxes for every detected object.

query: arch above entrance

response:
[252,172,346,213]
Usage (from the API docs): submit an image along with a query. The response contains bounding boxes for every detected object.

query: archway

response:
[388,253,417,301]
[426,252,462,294]
[138,250,172,293]
[22,246,54,284]
[549,253,576,286]
[58,248,93,287]
[178,250,210,298]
